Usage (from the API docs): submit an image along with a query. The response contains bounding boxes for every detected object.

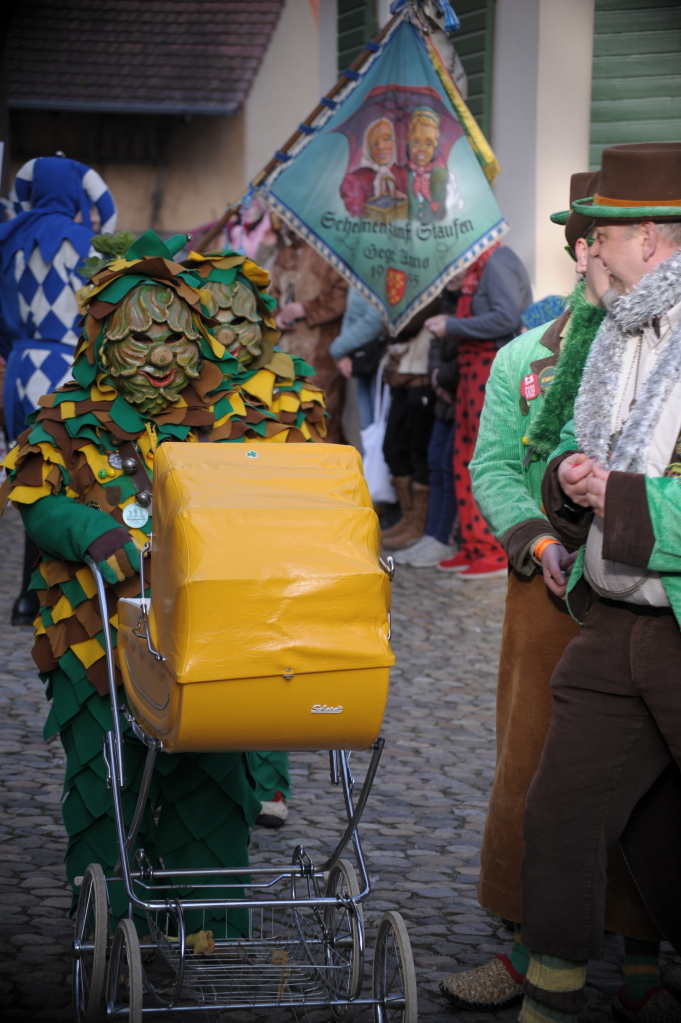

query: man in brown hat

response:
[517,142,681,1023]
[440,171,671,1020]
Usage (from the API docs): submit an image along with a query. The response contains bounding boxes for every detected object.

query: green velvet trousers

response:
[45,660,261,938]
[249,751,291,802]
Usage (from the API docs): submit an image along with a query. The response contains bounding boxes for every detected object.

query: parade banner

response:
[258,16,507,333]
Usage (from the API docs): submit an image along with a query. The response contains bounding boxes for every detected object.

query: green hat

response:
[570,143,681,221]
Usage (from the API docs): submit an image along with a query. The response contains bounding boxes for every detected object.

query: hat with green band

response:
[550,171,599,253]
[570,143,681,222]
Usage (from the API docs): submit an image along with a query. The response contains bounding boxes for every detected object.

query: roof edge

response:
[8,99,239,116]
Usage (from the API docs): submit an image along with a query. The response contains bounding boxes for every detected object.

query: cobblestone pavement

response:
[1,503,679,1021]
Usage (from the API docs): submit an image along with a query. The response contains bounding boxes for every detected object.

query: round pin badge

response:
[520,373,540,401]
[538,366,556,392]
[122,503,149,529]
[108,451,123,470]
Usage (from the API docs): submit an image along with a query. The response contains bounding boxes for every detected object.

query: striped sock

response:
[623,937,660,1004]
[507,924,530,977]
[519,952,588,1023]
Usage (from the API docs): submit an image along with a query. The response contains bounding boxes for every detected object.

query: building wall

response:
[244,0,321,185]
[9,0,322,235]
[490,0,541,294]
[535,0,595,299]
[152,112,246,233]
[10,112,246,235]
[491,0,595,299]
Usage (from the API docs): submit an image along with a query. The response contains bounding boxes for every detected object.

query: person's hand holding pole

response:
[336,357,353,379]
[424,314,448,338]
[275,301,305,331]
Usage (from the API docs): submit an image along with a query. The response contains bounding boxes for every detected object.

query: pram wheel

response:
[324,858,364,1021]
[106,918,143,1022]
[72,863,109,1023]
[372,911,417,1023]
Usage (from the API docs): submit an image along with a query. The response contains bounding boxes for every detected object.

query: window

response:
[338,0,378,72]
[590,0,681,168]
[9,110,182,165]
[448,0,495,139]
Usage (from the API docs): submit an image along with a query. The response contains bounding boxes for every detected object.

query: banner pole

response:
[194,15,401,252]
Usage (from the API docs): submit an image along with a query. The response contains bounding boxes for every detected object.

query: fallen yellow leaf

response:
[185,929,216,955]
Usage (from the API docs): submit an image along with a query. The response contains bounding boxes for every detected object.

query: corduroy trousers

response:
[479,572,660,940]
[522,599,681,960]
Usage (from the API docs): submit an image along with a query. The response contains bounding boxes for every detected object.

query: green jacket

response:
[547,418,681,628]
[470,314,566,574]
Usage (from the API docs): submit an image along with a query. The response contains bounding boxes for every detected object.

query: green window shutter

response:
[590,0,681,169]
[446,0,495,138]
[338,0,378,73]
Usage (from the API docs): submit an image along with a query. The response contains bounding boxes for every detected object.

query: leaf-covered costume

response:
[0,231,326,933]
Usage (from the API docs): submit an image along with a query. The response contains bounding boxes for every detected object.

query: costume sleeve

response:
[601,472,655,568]
[330,292,384,359]
[470,342,558,574]
[18,493,127,563]
[436,357,459,394]
[613,472,681,576]
[433,335,459,395]
[541,419,593,546]
[444,252,528,343]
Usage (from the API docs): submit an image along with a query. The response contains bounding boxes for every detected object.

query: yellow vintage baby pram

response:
[72,443,417,1022]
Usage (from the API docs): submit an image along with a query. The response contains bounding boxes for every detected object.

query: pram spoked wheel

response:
[324,858,364,1021]
[72,863,109,1023]
[106,918,143,1022]
[372,911,417,1023]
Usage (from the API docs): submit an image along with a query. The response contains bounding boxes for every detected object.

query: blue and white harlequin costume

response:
[0,156,117,440]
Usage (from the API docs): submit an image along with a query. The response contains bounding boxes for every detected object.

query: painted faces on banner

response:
[340,117,407,220]
[264,21,506,329]
[405,107,464,224]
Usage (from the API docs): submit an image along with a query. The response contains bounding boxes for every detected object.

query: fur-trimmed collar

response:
[573,250,681,472]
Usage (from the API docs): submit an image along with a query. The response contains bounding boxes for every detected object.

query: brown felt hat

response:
[565,171,599,250]
[550,171,599,252]
[571,143,681,222]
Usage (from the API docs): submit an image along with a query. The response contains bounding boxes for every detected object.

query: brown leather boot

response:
[380,476,414,544]
[386,483,430,550]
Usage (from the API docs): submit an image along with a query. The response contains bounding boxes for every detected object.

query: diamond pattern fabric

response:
[15,239,90,345]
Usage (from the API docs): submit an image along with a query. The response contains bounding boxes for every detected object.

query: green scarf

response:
[526,281,606,458]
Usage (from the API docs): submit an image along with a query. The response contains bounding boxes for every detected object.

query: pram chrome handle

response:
[136,540,165,662]
[85,557,126,788]
[379,555,395,580]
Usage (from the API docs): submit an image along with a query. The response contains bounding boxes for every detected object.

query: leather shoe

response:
[11,593,40,627]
